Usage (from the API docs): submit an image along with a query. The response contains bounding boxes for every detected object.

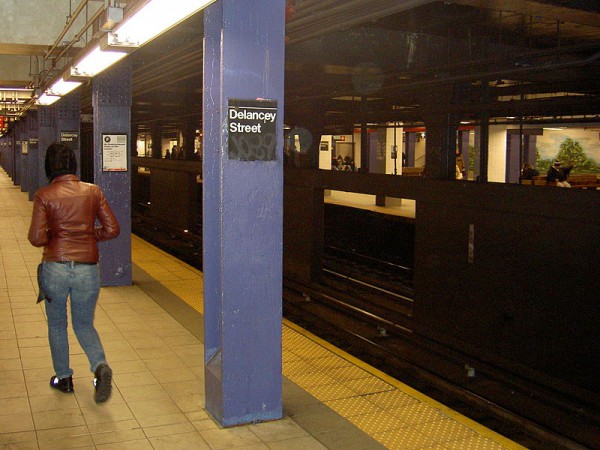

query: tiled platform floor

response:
[0,168,525,449]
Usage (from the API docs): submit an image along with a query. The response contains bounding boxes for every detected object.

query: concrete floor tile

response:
[108,359,148,375]
[80,402,136,425]
[18,345,51,359]
[17,337,48,348]
[266,434,329,450]
[148,431,211,450]
[0,413,35,434]
[136,412,190,428]
[170,393,204,414]
[0,396,31,416]
[29,392,81,413]
[86,418,140,434]
[127,397,182,419]
[0,328,17,340]
[199,426,263,449]
[249,417,308,442]
[33,408,85,430]
[91,427,147,445]
[119,383,171,403]
[316,426,389,450]
[115,371,159,388]
[0,380,27,399]
[0,431,37,446]
[0,368,25,384]
[36,426,94,449]
[95,438,154,450]
[142,421,195,438]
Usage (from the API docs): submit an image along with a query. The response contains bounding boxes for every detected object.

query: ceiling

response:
[2,0,600,136]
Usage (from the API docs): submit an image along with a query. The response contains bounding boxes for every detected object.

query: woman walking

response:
[28,142,120,403]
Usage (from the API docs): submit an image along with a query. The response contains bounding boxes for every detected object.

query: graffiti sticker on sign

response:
[227,99,277,161]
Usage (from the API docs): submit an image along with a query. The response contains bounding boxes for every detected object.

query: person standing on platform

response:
[27,142,120,403]
[456,148,466,179]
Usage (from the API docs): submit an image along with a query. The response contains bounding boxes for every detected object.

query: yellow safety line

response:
[134,235,525,449]
[283,318,528,450]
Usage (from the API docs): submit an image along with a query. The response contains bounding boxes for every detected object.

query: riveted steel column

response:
[36,105,56,196]
[13,120,23,186]
[56,92,81,175]
[19,117,29,193]
[25,111,39,198]
[92,60,132,286]
[203,0,285,427]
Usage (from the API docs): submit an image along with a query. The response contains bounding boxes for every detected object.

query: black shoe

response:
[50,375,74,393]
[93,363,112,403]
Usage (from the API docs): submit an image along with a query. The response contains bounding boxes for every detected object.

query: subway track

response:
[131,208,584,450]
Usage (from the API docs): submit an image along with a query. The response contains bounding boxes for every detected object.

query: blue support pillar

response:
[458,129,469,175]
[19,118,29,193]
[36,106,57,199]
[203,0,285,427]
[92,60,132,287]
[506,133,521,183]
[56,92,81,175]
[26,111,39,198]
[405,132,416,167]
[14,121,23,186]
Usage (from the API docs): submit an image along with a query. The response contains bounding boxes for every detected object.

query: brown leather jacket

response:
[28,174,120,262]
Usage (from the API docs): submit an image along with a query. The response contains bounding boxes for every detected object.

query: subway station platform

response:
[0,168,525,450]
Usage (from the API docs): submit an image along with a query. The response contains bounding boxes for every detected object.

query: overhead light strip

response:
[38,0,216,107]
[113,0,217,47]
[71,46,128,78]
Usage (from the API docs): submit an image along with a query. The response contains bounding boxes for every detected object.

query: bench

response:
[527,174,599,189]
[567,174,600,189]
[402,166,425,176]
[532,175,555,186]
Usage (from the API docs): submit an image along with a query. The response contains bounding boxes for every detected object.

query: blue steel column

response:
[19,118,29,193]
[458,129,469,175]
[405,132,416,167]
[56,92,81,175]
[203,0,285,426]
[36,105,57,198]
[25,111,38,198]
[92,60,132,286]
[14,121,22,186]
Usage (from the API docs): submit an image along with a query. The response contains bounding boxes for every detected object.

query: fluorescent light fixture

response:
[37,93,61,106]
[0,87,33,92]
[100,32,140,52]
[114,0,216,47]
[71,46,127,78]
[47,78,82,96]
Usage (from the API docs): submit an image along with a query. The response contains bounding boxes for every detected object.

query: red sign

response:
[0,116,5,129]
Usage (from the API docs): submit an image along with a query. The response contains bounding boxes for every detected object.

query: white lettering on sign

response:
[229,108,277,124]
[228,107,277,134]
[227,100,278,161]
[229,122,262,133]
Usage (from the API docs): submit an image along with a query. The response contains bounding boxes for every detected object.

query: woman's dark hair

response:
[45,142,77,180]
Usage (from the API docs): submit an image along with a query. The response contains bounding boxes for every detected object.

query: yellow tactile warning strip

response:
[131,235,526,450]
[132,236,204,313]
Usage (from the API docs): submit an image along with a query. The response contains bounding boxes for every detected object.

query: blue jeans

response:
[41,262,107,379]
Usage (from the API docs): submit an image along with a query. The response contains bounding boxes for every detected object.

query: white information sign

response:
[102,134,128,172]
